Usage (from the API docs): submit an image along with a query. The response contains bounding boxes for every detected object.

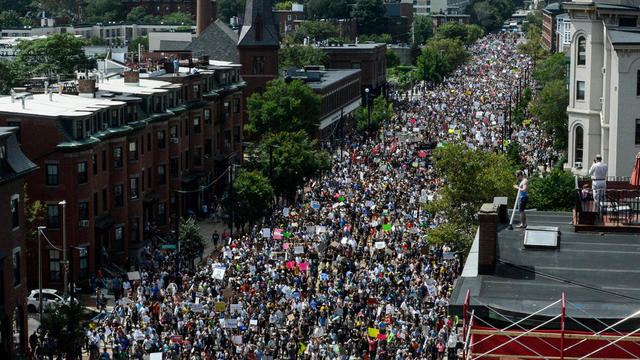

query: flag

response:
[298,342,306,355]
[368,328,380,338]
[372,144,380,154]
[389,139,397,157]
[387,331,395,343]
[352,148,356,161]
[382,224,392,231]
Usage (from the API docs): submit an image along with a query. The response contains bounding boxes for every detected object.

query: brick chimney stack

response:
[78,79,97,98]
[477,203,498,275]
[196,0,213,37]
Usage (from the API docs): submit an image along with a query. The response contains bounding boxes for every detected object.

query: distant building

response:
[565,0,640,177]
[555,13,571,53]
[274,3,305,38]
[412,0,468,15]
[542,1,565,53]
[431,14,470,28]
[120,0,216,20]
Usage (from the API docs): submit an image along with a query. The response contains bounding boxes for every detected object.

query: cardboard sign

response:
[375,241,386,250]
[263,228,271,239]
[274,228,283,240]
[283,208,290,217]
[230,304,242,314]
[127,271,141,281]
[250,319,258,326]
[294,245,304,254]
[232,335,243,345]
[212,266,226,280]
[215,302,226,311]
[171,335,183,343]
[223,287,235,299]
[150,353,163,360]
[224,318,238,329]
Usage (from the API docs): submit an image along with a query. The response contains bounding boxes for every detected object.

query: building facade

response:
[274,3,305,38]
[556,13,572,53]
[542,1,565,53]
[565,0,640,177]
[0,64,245,290]
[0,127,37,359]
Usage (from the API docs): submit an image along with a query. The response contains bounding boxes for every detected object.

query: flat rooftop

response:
[284,69,361,91]
[0,93,125,118]
[318,43,386,50]
[97,77,177,95]
[451,211,640,324]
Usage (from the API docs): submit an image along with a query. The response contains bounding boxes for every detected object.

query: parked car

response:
[26,289,65,312]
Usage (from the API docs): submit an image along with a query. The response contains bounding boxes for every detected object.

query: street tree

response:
[351,0,386,34]
[416,45,449,84]
[426,143,514,250]
[307,0,349,20]
[246,79,322,138]
[24,184,46,260]
[126,6,148,23]
[356,95,393,132]
[248,131,330,202]
[178,217,206,263]
[224,170,273,230]
[435,22,469,43]
[217,0,245,21]
[275,1,293,11]
[0,60,27,94]
[532,52,566,86]
[14,33,89,77]
[529,79,568,150]
[279,44,329,69]
[528,169,575,211]
[293,21,340,43]
[387,49,400,69]
[40,301,91,359]
[413,15,433,45]
[128,36,149,52]
[0,10,21,27]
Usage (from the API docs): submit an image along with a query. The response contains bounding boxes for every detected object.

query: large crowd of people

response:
[31,32,560,360]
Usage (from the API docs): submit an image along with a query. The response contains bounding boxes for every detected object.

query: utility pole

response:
[59,200,67,297]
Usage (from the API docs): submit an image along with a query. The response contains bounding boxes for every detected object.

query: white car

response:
[26,289,65,312]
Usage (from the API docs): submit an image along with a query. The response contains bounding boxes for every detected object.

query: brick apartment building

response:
[0,127,37,358]
[274,3,305,38]
[0,64,245,290]
[542,1,565,53]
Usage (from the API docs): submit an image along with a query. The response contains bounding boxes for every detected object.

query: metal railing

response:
[575,188,640,226]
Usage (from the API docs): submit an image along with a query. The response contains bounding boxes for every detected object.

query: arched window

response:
[575,125,584,166]
[577,37,586,65]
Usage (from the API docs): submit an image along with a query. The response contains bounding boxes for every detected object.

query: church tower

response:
[237,0,279,101]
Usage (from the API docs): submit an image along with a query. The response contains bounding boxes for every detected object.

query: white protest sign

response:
[225,318,238,328]
[230,304,242,314]
[232,335,243,345]
[375,241,386,250]
[192,303,203,312]
[250,319,258,326]
[212,266,226,280]
[283,207,290,217]
[150,353,163,360]
[427,284,437,297]
[294,245,304,254]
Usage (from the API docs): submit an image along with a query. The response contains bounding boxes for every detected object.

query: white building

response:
[413,0,468,15]
[566,0,640,177]
[556,13,571,53]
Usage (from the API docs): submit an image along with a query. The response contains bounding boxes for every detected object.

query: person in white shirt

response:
[589,154,608,213]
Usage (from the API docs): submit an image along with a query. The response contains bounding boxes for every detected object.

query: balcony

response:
[574,179,640,233]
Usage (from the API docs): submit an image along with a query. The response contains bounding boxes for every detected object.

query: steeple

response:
[238,0,279,48]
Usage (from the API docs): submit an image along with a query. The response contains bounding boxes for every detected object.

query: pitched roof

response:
[186,19,240,63]
[237,0,279,48]
[607,26,640,45]
[159,40,190,51]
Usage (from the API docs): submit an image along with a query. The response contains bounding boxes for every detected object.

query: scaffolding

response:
[461,289,640,360]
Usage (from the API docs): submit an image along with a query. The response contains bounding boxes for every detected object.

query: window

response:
[194,117,201,133]
[252,56,264,74]
[129,141,138,161]
[111,109,119,126]
[204,109,211,124]
[114,147,123,168]
[79,202,88,223]
[92,154,98,175]
[115,226,124,252]
[576,81,585,100]
[205,139,212,157]
[233,126,240,145]
[13,250,20,286]
[577,37,586,66]
[75,120,84,139]
[234,98,240,113]
[158,165,166,185]
[194,147,202,167]
[93,192,98,216]
[0,145,4,162]
[224,102,230,118]
[170,125,178,138]
[130,178,138,200]
[158,202,166,225]
[49,250,60,281]
[46,164,58,186]
[102,150,106,171]
[114,184,123,207]
[636,119,640,145]
[170,158,179,178]
[184,119,189,136]
[224,130,231,149]
[47,205,59,228]
[79,248,88,279]
[193,84,200,99]
[102,188,107,211]
[11,195,18,228]
[77,162,88,184]
[157,130,166,149]
[574,125,584,166]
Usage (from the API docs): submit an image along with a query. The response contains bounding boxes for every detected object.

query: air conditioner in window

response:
[574,161,583,169]
[79,220,89,227]
[599,97,604,104]
[170,137,179,144]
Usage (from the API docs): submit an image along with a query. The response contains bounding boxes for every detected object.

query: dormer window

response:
[75,120,84,139]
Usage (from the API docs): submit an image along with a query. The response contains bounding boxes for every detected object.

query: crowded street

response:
[73,32,560,360]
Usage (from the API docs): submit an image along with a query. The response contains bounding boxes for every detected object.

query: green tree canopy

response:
[0,10,21,27]
[15,33,89,77]
[178,217,205,262]
[351,0,386,34]
[85,0,121,23]
[128,36,149,52]
[435,22,469,42]
[529,79,568,150]
[386,49,400,68]
[468,0,514,32]
[247,78,322,137]
[467,24,485,44]
[248,131,329,201]
[415,38,468,83]
[0,60,26,95]
[413,15,433,45]
[528,169,575,211]
[224,170,273,229]
[217,0,245,21]
[293,21,340,43]
[426,143,514,250]
[518,24,549,61]
[279,44,329,69]
[126,6,148,23]
[533,52,566,86]
[356,95,393,132]
[40,301,91,359]
[162,12,195,24]
[275,1,293,11]
[307,0,350,20]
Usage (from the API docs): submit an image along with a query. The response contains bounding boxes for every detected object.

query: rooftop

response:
[283,68,361,90]
[0,127,38,184]
[451,210,640,329]
[607,26,640,45]
[96,77,177,95]
[0,93,125,118]
[318,42,386,50]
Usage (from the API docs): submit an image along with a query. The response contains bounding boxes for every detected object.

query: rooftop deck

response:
[574,180,640,233]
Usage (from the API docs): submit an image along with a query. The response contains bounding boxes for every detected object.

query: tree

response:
[351,0,386,34]
[0,10,21,27]
[0,0,33,14]
[518,24,549,62]
[126,6,148,23]
[275,1,293,11]
[426,143,514,250]
[178,217,205,262]
[533,52,566,86]
[0,60,26,94]
[40,301,91,359]
[416,46,449,84]
[128,36,149,52]
[466,24,484,44]
[246,79,322,137]
[468,0,513,32]
[279,44,329,69]
[217,0,244,21]
[307,0,349,20]
[162,12,195,24]
[528,169,575,211]
[24,184,46,260]
[435,22,469,43]
[522,11,542,34]
[224,170,273,230]
[14,33,88,77]
[529,79,568,150]
[409,41,421,65]
[248,131,329,201]
[85,0,121,23]
[386,49,400,68]
[356,95,393,132]
[413,15,433,45]
[293,21,340,43]
[428,37,468,69]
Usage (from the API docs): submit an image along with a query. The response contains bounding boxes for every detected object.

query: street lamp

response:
[365,88,371,131]
[58,200,67,297]
[37,226,46,320]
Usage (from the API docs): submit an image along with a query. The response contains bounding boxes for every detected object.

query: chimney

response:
[123,70,140,86]
[78,78,97,98]
[477,203,498,275]
[196,0,213,37]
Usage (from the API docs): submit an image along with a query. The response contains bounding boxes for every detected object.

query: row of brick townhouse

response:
[0,61,245,291]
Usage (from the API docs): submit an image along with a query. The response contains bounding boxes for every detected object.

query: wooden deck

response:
[573,210,640,233]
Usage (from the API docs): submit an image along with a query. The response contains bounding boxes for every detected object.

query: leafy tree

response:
[522,11,542,34]
[24,184,46,261]
[217,0,244,21]
[426,143,514,250]
[468,0,514,32]
[275,1,293,11]
[0,10,21,27]
[409,41,421,65]
[126,6,148,23]
[40,301,91,359]
[0,0,33,14]
[386,49,400,68]
[14,33,88,77]
[162,12,195,24]
[359,33,393,44]
[246,79,322,137]
[351,0,386,34]
[128,35,149,52]
[467,24,484,44]
[178,217,205,262]
[0,60,26,94]
[224,170,273,230]
[506,140,523,169]
[279,44,329,69]
[435,22,469,43]
[413,15,433,45]
[307,0,349,20]
[529,79,568,150]
[416,45,449,83]
[528,169,575,211]
[248,131,329,201]
[293,21,339,43]
[518,24,549,62]
[532,52,566,86]
[428,38,468,69]
[356,95,393,132]
[85,0,121,23]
